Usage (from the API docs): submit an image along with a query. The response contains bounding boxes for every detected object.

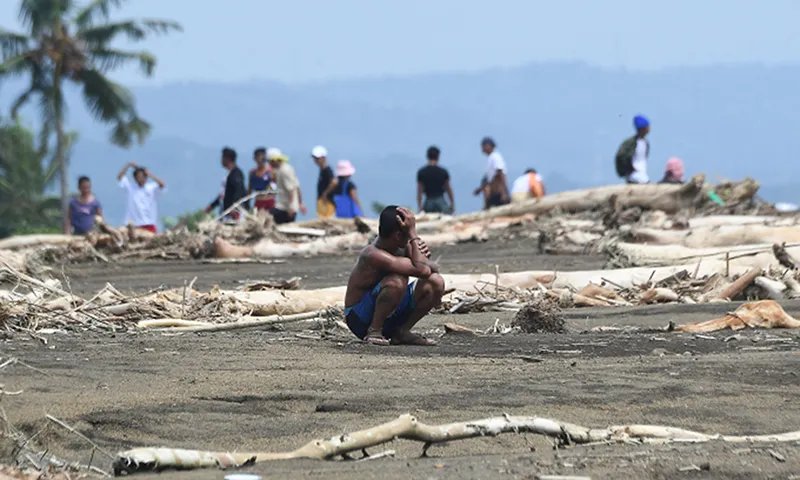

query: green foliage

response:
[370,201,386,216]
[163,209,209,232]
[0,0,181,230]
[0,118,62,237]
[0,0,182,147]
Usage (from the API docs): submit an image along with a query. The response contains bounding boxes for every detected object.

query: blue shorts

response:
[344,281,416,339]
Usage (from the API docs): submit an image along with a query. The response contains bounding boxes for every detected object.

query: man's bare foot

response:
[364,331,390,346]
[390,331,437,346]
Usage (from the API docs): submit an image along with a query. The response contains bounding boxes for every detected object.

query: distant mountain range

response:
[6,62,800,225]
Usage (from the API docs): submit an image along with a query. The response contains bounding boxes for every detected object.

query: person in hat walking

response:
[331,159,363,218]
[268,148,306,224]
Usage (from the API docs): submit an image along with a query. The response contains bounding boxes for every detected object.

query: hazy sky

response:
[2,0,800,84]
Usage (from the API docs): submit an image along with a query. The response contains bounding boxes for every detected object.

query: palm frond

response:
[77,19,182,46]
[0,28,31,58]
[110,115,150,147]
[78,67,134,122]
[79,68,151,146]
[9,62,50,118]
[0,54,33,77]
[18,0,73,36]
[89,48,155,75]
[73,0,126,27]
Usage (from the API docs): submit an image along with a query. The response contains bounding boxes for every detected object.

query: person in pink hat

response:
[660,157,685,184]
[332,159,364,218]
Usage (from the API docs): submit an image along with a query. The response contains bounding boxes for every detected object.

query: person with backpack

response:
[615,115,650,184]
[332,159,364,218]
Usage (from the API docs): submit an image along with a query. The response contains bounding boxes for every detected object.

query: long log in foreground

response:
[113,412,800,474]
[224,260,756,317]
[456,174,706,221]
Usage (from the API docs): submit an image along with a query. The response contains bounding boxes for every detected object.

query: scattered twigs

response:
[46,414,116,461]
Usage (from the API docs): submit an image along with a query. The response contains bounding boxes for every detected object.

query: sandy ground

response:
[2,241,800,479]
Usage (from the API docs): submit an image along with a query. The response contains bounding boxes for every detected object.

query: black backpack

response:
[614,135,643,178]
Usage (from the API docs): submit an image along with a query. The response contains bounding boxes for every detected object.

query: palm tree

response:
[0,117,67,236]
[0,0,181,232]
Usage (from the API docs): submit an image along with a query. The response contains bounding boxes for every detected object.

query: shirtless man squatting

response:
[344,206,445,346]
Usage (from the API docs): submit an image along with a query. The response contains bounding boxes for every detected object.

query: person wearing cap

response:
[417,146,454,214]
[331,159,364,218]
[474,136,509,209]
[510,168,546,203]
[268,148,306,224]
[614,115,651,184]
[205,147,248,220]
[312,145,336,218]
[249,147,275,211]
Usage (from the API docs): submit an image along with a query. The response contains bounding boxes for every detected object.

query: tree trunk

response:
[54,82,68,234]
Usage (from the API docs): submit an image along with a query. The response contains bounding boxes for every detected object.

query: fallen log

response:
[455,174,705,221]
[627,225,800,248]
[676,300,800,332]
[708,267,761,302]
[212,232,369,259]
[229,263,749,316]
[608,242,800,268]
[753,276,787,300]
[141,311,324,333]
[0,234,85,250]
[113,412,800,474]
[639,288,680,304]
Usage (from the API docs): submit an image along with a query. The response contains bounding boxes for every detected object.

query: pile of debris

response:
[0,174,777,270]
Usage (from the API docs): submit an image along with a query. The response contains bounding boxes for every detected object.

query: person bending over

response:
[344,206,444,346]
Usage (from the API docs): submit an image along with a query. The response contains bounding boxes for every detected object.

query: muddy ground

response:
[3,240,800,479]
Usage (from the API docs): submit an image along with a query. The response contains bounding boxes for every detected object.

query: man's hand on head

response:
[396,206,416,233]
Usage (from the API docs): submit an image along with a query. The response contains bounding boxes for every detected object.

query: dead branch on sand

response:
[113,412,800,474]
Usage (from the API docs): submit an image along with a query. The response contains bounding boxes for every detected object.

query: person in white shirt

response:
[629,115,650,184]
[473,136,509,209]
[116,162,166,234]
[511,168,546,203]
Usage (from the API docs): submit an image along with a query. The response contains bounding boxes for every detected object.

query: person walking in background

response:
[117,162,166,233]
[205,147,248,220]
[268,148,306,224]
[417,145,454,214]
[312,145,336,218]
[473,136,509,209]
[510,168,546,203]
[67,176,102,235]
[249,147,275,212]
[615,115,651,184]
[332,159,364,218]
[660,157,685,184]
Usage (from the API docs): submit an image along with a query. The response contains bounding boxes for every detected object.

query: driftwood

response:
[0,234,85,250]
[456,175,705,221]
[113,412,800,474]
[139,311,325,333]
[709,267,762,302]
[676,300,800,332]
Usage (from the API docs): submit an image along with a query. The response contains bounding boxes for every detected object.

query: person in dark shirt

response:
[416,146,455,214]
[312,145,336,218]
[205,147,248,220]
